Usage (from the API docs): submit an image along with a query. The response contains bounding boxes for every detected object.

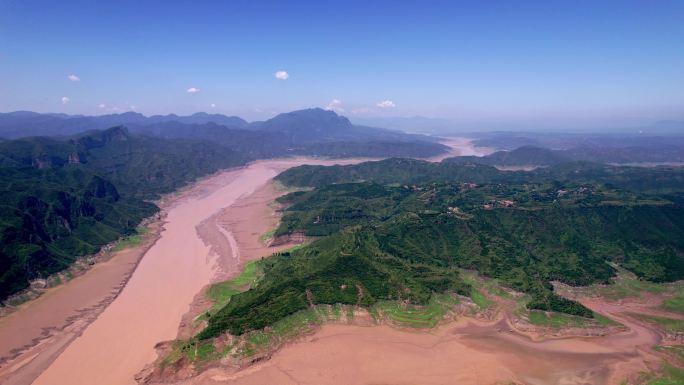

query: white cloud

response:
[187,87,201,93]
[67,74,80,82]
[325,99,344,112]
[98,103,106,109]
[129,105,137,111]
[376,100,396,108]
[61,96,70,104]
[274,70,289,80]
[210,103,216,108]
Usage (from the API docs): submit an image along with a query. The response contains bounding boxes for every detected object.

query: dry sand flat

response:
[181,312,657,385]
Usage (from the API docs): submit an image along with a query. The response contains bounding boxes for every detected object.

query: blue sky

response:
[0,0,683,126]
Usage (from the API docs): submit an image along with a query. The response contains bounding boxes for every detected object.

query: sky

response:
[0,0,683,127]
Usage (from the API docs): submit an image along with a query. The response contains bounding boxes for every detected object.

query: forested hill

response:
[201,159,684,337]
[275,157,684,192]
[0,127,248,299]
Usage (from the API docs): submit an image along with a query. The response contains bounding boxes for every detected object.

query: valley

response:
[0,156,374,385]
[0,138,479,385]
[2,3,683,384]
[1,134,684,385]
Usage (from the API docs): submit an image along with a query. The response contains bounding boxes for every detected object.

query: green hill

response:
[200,160,684,338]
[0,127,247,299]
[275,157,684,192]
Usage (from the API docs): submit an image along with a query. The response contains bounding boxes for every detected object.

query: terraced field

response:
[374,293,460,328]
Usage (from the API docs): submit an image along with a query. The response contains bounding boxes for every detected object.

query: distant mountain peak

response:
[99,111,146,121]
[70,126,130,151]
[101,125,130,141]
[261,108,352,132]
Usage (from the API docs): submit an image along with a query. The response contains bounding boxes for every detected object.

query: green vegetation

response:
[593,312,619,327]
[526,308,617,329]
[195,158,684,338]
[258,229,276,244]
[346,306,355,320]
[662,288,684,314]
[276,157,684,195]
[374,293,459,328]
[199,227,471,338]
[0,109,450,302]
[0,127,248,300]
[580,268,669,301]
[184,305,348,365]
[112,233,143,252]
[645,366,684,385]
[655,345,684,362]
[469,288,492,309]
[636,346,684,385]
[272,180,311,193]
[273,181,684,314]
[50,275,62,287]
[332,303,342,319]
[161,339,221,368]
[0,166,158,299]
[632,314,684,333]
[179,293,463,367]
[460,270,514,301]
[203,260,262,318]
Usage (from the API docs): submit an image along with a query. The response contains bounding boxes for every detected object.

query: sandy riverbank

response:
[173,179,312,341]
[0,217,164,385]
[171,297,665,385]
[20,157,369,385]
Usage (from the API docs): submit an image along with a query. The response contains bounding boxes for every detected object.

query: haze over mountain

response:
[0,111,247,139]
[447,144,684,167]
[0,108,437,141]
[350,116,462,135]
[352,116,684,136]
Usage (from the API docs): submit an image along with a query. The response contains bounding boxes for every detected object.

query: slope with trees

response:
[200,160,684,337]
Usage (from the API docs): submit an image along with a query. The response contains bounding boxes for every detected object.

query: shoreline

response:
[0,138,489,385]
[158,284,674,385]
[0,220,164,384]
[171,180,307,343]
[0,161,251,385]
[160,137,492,358]
[26,157,375,385]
